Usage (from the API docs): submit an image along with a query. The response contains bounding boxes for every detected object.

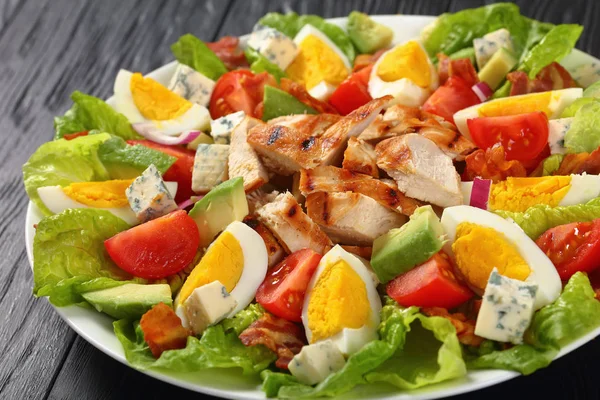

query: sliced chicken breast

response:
[243,215,286,268]
[342,137,379,177]
[228,117,270,192]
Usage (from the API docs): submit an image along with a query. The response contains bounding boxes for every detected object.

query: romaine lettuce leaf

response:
[561,97,594,118]
[258,12,355,62]
[262,305,466,398]
[244,48,286,82]
[171,34,228,81]
[221,303,265,335]
[564,100,600,153]
[541,154,565,176]
[496,197,600,239]
[54,91,140,140]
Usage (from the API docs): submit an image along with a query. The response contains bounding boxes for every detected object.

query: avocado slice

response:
[477,47,518,90]
[189,177,249,248]
[262,86,316,121]
[371,206,446,284]
[187,132,214,150]
[347,11,393,54]
[82,283,172,320]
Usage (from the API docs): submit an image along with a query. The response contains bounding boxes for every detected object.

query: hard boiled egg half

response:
[37,180,178,225]
[369,40,438,107]
[440,206,561,310]
[175,221,268,326]
[113,69,210,136]
[286,25,351,101]
[302,245,382,356]
[453,88,583,140]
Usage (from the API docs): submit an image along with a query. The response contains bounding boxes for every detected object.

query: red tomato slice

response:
[209,70,275,119]
[104,210,199,279]
[255,249,322,322]
[386,252,473,309]
[536,219,600,280]
[467,111,549,162]
[329,65,373,115]
[63,131,89,140]
[127,140,195,203]
[422,76,481,124]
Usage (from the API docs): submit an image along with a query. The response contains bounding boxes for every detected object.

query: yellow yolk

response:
[489,176,572,212]
[478,91,552,117]
[285,35,349,89]
[307,259,370,343]
[62,180,134,208]
[130,72,192,121]
[452,223,531,291]
[177,231,244,305]
[376,41,431,88]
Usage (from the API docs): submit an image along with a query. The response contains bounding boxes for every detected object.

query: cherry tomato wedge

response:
[209,70,275,119]
[536,219,600,280]
[386,252,473,309]
[422,76,481,124]
[105,210,199,280]
[63,131,89,140]
[467,111,549,162]
[329,65,373,115]
[255,249,322,322]
[127,140,195,203]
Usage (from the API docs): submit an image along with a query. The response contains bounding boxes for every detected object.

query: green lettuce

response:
[541,154,565,176]
[262,305,465,398]
[244,48,286,82]
[54,91,140,140]
[448,47,476,64]
[258,12,355,62]
[221,303,265,335]
[564,100,600,153]
[496,197,600,239]
[171,34,228,81]
[561,97,594,118]
[469,272,600,374]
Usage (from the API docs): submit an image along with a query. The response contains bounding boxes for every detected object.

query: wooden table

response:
[1,0,599,399]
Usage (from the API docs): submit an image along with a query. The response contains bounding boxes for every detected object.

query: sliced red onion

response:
[133,123,202,145]
[177,195,204,210]
[470,177,492,210]
[471,82,493,103]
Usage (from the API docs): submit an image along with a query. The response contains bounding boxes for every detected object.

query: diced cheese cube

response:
[168,63,216,107]
[192,144,229,193]
[308,81,336,101]
[288,340,346,385]
[475,268,538,344]
[183,281,238,335]
[126,164,178,223]
[210,111,246,144]
[473,28,514,70]
[548,117,573,155]
[570,62,600,88]
[247,27,299,70]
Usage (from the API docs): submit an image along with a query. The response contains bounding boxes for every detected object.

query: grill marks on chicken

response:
[228,117,270,192]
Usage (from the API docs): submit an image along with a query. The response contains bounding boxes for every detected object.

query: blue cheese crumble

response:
[126,164,178,223]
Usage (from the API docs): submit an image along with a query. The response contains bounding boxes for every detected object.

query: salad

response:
[23,3,600,398]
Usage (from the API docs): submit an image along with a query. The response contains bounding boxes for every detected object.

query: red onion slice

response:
[471,82,493,103]
[133,123,202,145]
[470,177,492,210]
[178,195,204,210]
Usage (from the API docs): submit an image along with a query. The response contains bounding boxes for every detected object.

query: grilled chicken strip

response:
[299,165,422,215]
[342,137,379,177]
[306,192,407,246]
[376,134,462,207]
[256,191,333,255]
[228,117,270,192]
[243,215,286,268]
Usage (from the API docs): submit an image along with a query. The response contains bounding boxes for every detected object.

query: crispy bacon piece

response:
[421,307,484,347]
[352,48,387,72]
[279,78,340,115]
[239,313,307,369]
[437,53,478,86]
[552,148,600,176]
[464,144,527,182]
[207,36,248,70]
[508,62,578,96]
[140,303,191,358]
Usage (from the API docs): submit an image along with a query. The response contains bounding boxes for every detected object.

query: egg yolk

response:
[452,222,530,291]
[285,34,349,90]
[478,91,552,117]
[130,73,192,121]
[489,176,572,212]
[62,180,134,208]
[376,41,431,88]
[177,231,243,305]
[307,259,370,343]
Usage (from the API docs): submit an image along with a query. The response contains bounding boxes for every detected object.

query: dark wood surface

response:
[1,0,599,399]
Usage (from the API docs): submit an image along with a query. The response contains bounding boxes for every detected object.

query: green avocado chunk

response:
[478,47,517,90]
[261,86,316,121]
[347,11,393,54]
[82,283,172,320]
[189,177,249,248]
[371,206,446,284]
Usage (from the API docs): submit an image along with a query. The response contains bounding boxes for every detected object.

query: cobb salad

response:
[23,3,600,398]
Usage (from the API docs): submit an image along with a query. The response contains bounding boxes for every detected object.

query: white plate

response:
[25,14,600,400]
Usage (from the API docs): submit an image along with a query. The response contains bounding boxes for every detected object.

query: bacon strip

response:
[140,303,191,358]
[553,148,600,176]
[239,313,307,369]
[464,144,527,183]
[437,53,478,86]
[508,62,578,96]
[279,78,339,115]
[352,48,387,72]
[421,307,484,347]
[207,36,248,70]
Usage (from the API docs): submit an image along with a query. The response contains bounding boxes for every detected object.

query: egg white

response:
[559,174,600,206]
[113,69,210,136]
[36,182,178,226]
[302,245,382,356]
[440,205,561,309]
[307,81,337,101]
[294,25,351,70]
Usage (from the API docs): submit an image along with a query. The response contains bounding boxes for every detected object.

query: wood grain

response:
[1,0,599,399]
